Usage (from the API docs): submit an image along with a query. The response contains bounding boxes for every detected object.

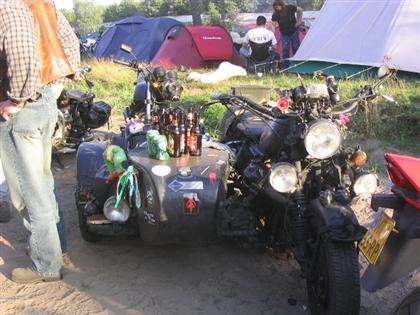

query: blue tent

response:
[94,16,182,62]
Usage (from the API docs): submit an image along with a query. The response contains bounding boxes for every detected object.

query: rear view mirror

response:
[120,44,133,54]
[378,65,390,79]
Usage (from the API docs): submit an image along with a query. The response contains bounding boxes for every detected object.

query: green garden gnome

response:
[103,143,128,175]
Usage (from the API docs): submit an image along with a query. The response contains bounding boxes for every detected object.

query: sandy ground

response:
[0,144,419,315]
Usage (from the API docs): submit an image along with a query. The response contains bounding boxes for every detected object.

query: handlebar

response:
[79,65,95,89]
[113,59,131,67]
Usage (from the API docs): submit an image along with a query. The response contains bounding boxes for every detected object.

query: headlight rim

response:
[304,119,343,160]
[353,172,379,196]
[269,162,299,194]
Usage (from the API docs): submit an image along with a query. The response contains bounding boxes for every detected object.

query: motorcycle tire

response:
[306,240,360,315]
[390,287,420,315]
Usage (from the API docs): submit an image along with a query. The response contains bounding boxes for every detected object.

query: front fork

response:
[291,191,309,263]
[290,161,309,265]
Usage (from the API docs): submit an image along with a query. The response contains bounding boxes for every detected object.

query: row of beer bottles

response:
[151,107,202,157]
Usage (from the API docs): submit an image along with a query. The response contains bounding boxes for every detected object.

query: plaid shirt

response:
[0,0,80,103]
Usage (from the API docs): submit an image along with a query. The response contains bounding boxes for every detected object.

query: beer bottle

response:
[189,111,202,156]
[186,107,194,154]
[162,108,170,136]
[170,112,181,158]
[179,110,187,155]
[151,111,160,130]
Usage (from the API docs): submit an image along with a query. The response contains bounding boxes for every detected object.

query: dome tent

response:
[289,0,420,77]
[95,16,243,69]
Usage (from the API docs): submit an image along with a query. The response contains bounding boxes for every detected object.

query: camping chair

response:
[247,40,279,74]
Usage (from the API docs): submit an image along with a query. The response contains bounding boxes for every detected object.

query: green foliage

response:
[71,61,419,151]
[159,0,191,16]
[60,9,76,27]
[73,0,106,34]
[103,0,143,23]
[207,2,222,25]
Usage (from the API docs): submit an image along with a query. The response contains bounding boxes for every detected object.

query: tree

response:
[190,0,203,25]
[60,9,76,27]
[139,0,165,17]
[104,0,142,22]
[159,0,190,16]
[73,0,106,34]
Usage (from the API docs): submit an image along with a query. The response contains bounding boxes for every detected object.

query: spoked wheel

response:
[306,239,360,315]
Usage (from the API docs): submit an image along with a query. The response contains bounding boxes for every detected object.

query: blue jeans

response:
[281,29,301,67]
[0,86,62,277]
[240,47,280,73]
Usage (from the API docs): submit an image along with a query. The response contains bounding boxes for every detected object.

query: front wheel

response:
[307,240,360,315]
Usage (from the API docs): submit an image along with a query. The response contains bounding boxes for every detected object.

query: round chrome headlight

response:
[353,173,379,195]
[103,196,131,223]
[304,120,342,159]
[269,163,298,193]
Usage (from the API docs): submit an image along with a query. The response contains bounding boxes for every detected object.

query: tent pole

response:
[345,66,375,80]
[278,60,308,74]
[313,63,343,76]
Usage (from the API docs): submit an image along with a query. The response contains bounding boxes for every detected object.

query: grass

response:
[70,60,420,152]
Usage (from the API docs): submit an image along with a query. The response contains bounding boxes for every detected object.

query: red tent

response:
[152,25,244,69]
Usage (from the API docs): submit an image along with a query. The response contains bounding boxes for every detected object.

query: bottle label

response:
[167,134,174,154]
[180,133,185,152]
[189,135,197,152]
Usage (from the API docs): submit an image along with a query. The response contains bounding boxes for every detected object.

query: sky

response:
[54,0,121,10]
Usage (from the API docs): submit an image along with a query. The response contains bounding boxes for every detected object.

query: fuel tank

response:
[258,118,290,158]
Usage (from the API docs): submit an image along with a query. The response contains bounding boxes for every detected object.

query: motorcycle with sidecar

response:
[75,52,395,313]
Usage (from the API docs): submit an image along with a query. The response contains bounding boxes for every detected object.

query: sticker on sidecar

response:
[168,180,204,192]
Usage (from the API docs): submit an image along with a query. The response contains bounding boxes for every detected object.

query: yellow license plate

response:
[359,213,396,265]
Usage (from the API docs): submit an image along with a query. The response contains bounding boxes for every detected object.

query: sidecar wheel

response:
[306,240,360,315]
[77,205,103,243]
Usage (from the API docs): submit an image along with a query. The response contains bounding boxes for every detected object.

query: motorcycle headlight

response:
[269,163,298,193]
[353,173,379,195]
[304,120,342,159]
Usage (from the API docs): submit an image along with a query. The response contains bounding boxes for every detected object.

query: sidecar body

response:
[75,133,231,243]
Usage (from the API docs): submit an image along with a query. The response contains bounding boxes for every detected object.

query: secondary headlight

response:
[269,163,298,193]
[304,120,342,159]
[103,196,131,223]
[353,173,379,195]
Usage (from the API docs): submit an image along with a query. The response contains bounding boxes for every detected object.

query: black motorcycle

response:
[207,70,395,314]
[53,65,112,154]
[113,45,183,123]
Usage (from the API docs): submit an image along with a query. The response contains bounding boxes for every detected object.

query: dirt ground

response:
[0,148,419,315]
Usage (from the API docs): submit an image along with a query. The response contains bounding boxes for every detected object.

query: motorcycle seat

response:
[67,89,94,103]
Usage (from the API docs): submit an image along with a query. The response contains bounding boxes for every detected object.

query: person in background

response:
[271,0,303,68]
[240,16,279,67]
[0,0,79,284]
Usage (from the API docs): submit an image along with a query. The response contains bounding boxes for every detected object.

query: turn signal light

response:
[351,150,368,167]
[152,82,161,89]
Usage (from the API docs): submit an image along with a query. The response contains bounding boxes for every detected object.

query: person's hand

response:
[0,100,24,121]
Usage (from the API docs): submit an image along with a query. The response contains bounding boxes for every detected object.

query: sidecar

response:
[75,133,231,243]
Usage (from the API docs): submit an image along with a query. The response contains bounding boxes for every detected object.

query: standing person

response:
[271,0,303,67]
[0,0,80,283]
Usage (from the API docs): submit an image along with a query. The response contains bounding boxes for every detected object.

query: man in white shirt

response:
[240,16,278,61]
